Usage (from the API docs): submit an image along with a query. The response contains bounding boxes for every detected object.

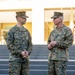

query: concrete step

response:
[0,69,75,75]
[0,60,75,65]
[0,65,75,70]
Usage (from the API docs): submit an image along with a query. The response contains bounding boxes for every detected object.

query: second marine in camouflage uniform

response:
[47,12,73,75]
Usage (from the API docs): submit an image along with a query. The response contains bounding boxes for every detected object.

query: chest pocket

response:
[14,30,29,43]
[22,31,29,42]
[56,33,66,41]
[14,31,24,40]
[13,32,22,45]
[51,30,66,41]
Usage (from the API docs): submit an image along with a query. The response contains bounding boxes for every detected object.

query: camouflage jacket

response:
[6,25,32,61]
[48,25,73,61]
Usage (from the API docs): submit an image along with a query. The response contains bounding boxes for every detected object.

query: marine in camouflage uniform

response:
[47,12,73,75]
[6,11,32,75]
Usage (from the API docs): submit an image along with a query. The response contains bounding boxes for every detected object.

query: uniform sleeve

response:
[6,30,23,55]
[27,32,33,55]
[47,32,52,50]
[57,28,73,48]
[47,33,51,45]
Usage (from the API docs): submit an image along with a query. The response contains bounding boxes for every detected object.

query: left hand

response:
[50,41,57,47]
[48,44,53,50]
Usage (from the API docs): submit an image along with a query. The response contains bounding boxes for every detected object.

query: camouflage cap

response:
[51,12,63,19]
[16,11,29,18]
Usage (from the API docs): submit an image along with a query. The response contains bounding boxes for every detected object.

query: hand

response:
[48,44,52,50]
[21,50,28,58]
[23,50,28,58]
[50,41,57,47]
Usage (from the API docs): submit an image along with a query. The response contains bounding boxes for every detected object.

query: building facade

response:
[0,0,75,45]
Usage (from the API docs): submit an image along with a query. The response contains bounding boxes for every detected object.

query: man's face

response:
[53,17,62,25]
[17,16,27,25]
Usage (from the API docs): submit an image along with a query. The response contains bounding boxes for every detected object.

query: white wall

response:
[0,0,75,9]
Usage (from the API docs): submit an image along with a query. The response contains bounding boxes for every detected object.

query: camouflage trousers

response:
[48,60,67,75]
[9,60,29,75]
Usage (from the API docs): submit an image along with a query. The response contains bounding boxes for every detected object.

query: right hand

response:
[21,50,28,58]
[48,44,52,50]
